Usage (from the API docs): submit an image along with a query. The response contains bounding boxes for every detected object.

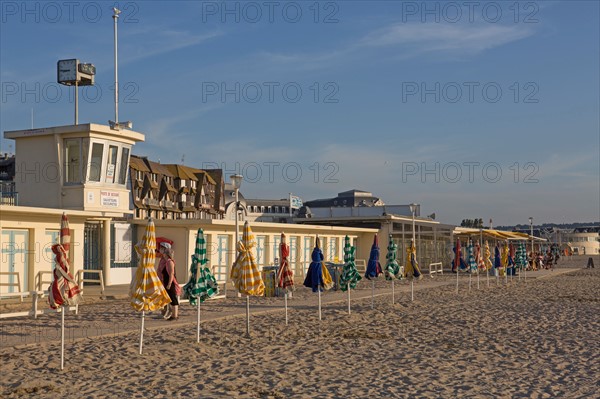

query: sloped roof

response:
[130,155,150,172]
[164,164,198,181]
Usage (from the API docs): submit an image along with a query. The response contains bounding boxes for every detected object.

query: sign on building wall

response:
[100,191,119,207]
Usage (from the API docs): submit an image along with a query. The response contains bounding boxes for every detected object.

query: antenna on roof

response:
[181,154,185,164]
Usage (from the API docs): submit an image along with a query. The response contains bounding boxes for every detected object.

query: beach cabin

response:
[1,124,145,293]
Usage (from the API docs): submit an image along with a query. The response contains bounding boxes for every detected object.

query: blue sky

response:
[1,1,598,225]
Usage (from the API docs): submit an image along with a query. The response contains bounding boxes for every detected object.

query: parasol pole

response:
[197,300,201,343]
[284,291,288,325]
[61,305,65,370]
[411,279,414,302]
[477,271,480,289]
[318,285,322,321]
[246,295,250,335]
[391,280,395,305]
[371,280,375,309]
[456,265,459,294]
[139,311,145,355]
[347,286,351,315]
[487,267,490,288]
[469,273,472,291]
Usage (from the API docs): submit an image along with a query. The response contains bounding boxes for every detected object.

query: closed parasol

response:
[183,228,219,342]
[277,233,294,291]
[384,235,402,304]
[501,242,509,281]
[48,213,82,370]
[467,239,478,290]
[484,240,493,287]
[303,236,333,320]
[365,235,383,279]
[230,221,264,334]
[184,229,219,305]
[340,235,361,314]
[230,222,264,296]
[130,218,171,354]
[452,239,462,273]
[405,239,422,279]
[277,233,294,325]
[365,235,382,309]
[405,239,422,301]
[48,213,81,309]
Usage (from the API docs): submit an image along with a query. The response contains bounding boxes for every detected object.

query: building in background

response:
[0,153,16,205]
[129,155,224,220]
[563,227,600,255]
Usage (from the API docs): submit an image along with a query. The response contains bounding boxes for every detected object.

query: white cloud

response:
[251,22,535,71]
[121,29,223,65]
[359,23,534,55]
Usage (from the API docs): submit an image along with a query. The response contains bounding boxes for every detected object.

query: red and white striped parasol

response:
[48,213,81,309]
[277,233,294,325]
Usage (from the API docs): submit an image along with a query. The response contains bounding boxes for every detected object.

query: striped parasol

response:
[183,228,219,305]
[340,235,361,314]
[365,235,383,280]
[340,235,361,291]
[277,233,294,290]
[384,235,402,281]
[475,241,485,271]
[405,239,422,279]
[48,213,81,309]
[48,213,81,370]
[277,233,294,325]
[230,221,264,296]
[501,243,509,277]
[130,218,171,312]
[483,241,493,270]
[516,241,528,271]
[467,240,478,273]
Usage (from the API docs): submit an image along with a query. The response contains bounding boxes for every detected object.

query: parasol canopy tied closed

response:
[48,213,81,309]
[230,221,265,296]
[130,218,171,312]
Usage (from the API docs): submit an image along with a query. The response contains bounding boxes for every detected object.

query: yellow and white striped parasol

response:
[230,221,265,296]
[130,218,171,312]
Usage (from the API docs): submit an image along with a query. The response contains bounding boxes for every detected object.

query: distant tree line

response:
[460,218,484,228]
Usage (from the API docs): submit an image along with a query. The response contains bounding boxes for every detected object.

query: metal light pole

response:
[230,174,246,332]
[528,216,533,281]
[409,203,418,301]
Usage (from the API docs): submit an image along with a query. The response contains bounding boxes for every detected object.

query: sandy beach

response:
[1,257,598,398]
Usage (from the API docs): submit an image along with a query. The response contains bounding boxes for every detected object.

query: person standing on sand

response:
[587,257,595,269]
[158,242,181,320]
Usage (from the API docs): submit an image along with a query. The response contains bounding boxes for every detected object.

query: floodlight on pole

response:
[409,203,418,243]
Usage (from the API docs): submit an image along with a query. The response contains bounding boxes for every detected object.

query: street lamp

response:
[230,174,243,244]
[230,174,243,298]
[409,203,418,302]
[528,216,534,280]
[409,203,418,243]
